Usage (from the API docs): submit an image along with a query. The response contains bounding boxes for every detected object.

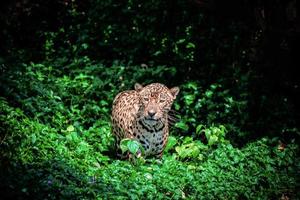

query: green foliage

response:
[191,140,299,199]
[196,124,228,146]
[120,139,143,155]
[1,60,299,199]
[0,0,299,199]
[174,81,249,143]
[120,139,146,165]
[175,138,207,160]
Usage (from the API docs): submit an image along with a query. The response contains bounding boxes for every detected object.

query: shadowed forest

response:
[0,0,299,199]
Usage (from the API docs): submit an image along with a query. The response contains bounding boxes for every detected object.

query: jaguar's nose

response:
[148,110,156,118]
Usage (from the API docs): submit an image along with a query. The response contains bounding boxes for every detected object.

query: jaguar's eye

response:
[144,97,149,101]
[159,94,167,103]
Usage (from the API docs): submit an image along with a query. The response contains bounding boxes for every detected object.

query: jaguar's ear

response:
[134,83,143,91]
[170,87,180,98]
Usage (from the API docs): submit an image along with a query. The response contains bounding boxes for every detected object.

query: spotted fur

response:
[111,83,179,157]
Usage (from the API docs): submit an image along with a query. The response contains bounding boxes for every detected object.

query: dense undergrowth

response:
[1,0,299,199]
[0,60,299,199]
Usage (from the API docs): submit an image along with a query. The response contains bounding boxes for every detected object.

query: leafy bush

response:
[173,81,249,144]
[0,1,299,198]
[1,60,299,199]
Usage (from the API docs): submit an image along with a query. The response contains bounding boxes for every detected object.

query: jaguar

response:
[111,83,179,157]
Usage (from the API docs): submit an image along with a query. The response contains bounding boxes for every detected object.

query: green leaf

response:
[205,129,211,139]
[82,43,88,49]
[31,134,37,144]
[66,134,73,141]
[120,138,130,153]
[196,124,204,135]
[67,125,75,132]
[175,121,189,131]
[120,139,142,155]
[21,188,27,193]
[177,38,186,44]
[175,142,200,159]
[71,132,79,142]
[208,135,218,146]
[127,140,140,154]
[186,82,198,90]
[100,100,108,106]
[184,94,195,105]
[164,136,177,152]
[205,90,213,98]
[186,42,195,49]
[174,103,180,110]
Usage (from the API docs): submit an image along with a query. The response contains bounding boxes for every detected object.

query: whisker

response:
[167,114,180,124]
[168,118,180,125]
[168,109,180,115]
[168,119,179,125]
[168,112,181,118]
[168,113,180,118]
[168,121,176,126]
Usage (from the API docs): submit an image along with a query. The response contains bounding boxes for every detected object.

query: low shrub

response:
[0,61,299,199]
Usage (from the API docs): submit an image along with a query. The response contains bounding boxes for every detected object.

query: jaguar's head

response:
[135,83,179,124]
